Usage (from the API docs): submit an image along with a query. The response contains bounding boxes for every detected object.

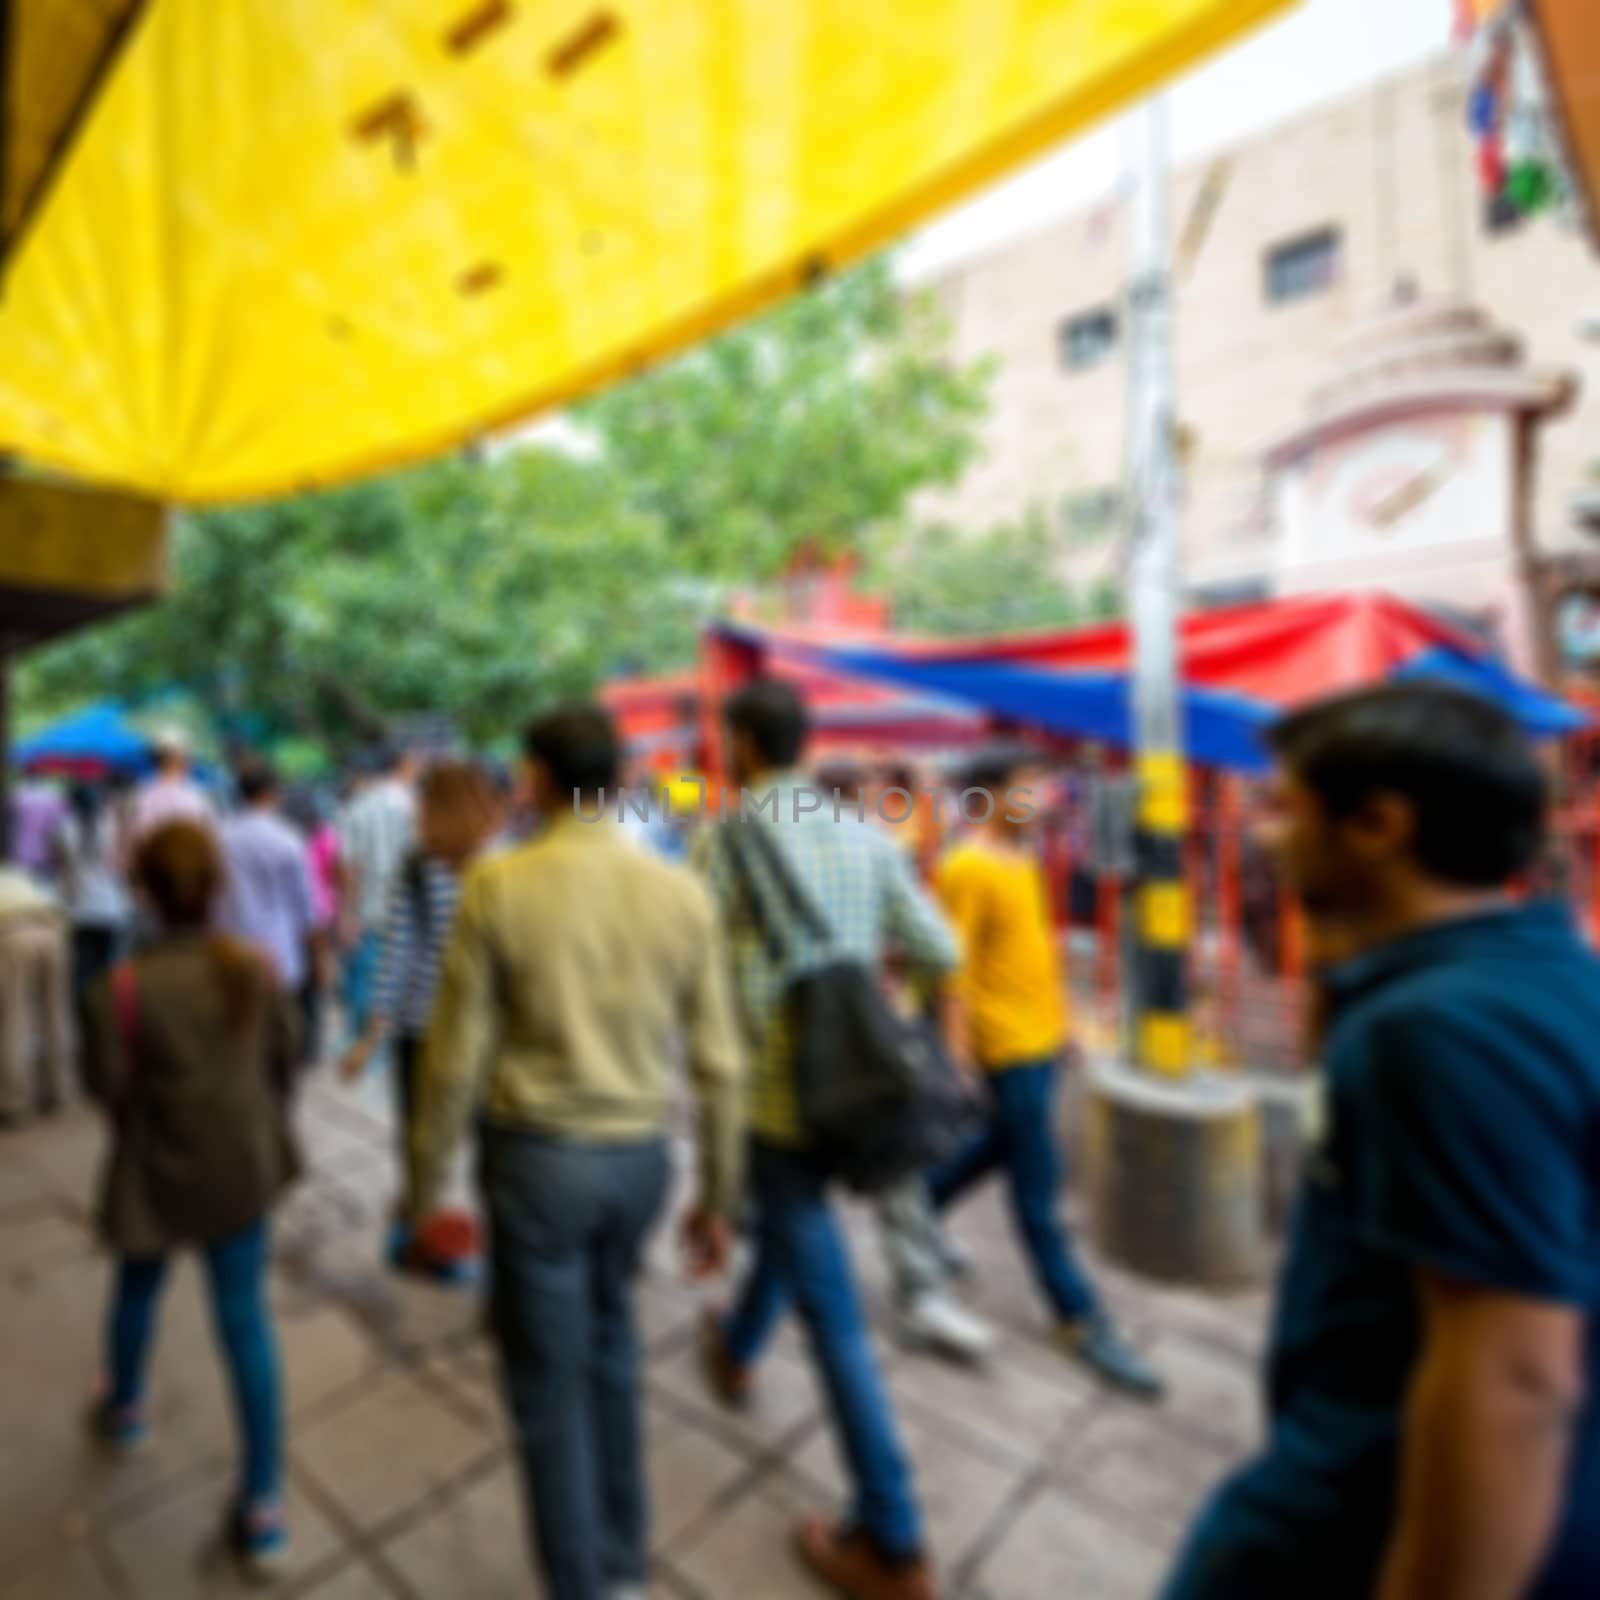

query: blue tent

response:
[784,639,1277,773]
[1390,648,1593,739]
[13,704,154,776]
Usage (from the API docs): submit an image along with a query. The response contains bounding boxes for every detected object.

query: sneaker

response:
[792,1518,938,1600]
[699,1306,753,1411]
[228,1502,290,1585]
[1057,1313,1165,1401]
[895,1292,994,1365]
[87,1395,149,1455]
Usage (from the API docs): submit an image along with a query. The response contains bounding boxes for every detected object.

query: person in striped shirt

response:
[334,747,418,1041]
[339,761,500,1237]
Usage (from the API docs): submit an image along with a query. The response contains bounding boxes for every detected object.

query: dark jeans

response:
[71,924,121,1076]
[725,1140,924,1559]
[479,1123,671,1600]
[107,1220,282,1507]
[928,1055,1099,1321]
[393,1034,422,1170]
[296,969,321,1070]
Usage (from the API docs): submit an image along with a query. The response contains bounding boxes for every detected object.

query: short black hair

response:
[524,704,619,799]
[724,679,808,769]
[1269,683,1547,888]
[959,742,1036,797]
[235,757,279,805]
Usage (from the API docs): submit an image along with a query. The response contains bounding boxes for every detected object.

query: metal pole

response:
[1126,96,1190,1079]
[0,642,11,862]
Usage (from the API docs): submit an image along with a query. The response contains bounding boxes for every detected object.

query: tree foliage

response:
[866,512,1123,637]
[20,450,696,749]
[575,257,992,577]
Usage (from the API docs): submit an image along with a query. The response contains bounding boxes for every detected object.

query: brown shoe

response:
[700,1306,753,1411]
[792,1518,938,1600]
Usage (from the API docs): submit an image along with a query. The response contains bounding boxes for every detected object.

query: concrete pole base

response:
[1087,1059,1265,1287]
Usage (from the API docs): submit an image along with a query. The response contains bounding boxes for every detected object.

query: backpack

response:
[723,820,978,1195]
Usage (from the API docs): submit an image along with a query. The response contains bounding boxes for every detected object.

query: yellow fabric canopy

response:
[0,0,1293,505]
[0,0,144,255]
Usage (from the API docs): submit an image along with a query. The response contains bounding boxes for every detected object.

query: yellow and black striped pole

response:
[1087,97,1260,1285]
[1122,94,1191,1081]
[1134,750,1190,1078]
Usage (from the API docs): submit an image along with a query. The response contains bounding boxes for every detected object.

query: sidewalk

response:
[0,1068,1270,1599]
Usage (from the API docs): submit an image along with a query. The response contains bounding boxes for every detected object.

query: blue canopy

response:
[13,703,154,775]
[783,639,1277,772]
[1390,649,1593,739]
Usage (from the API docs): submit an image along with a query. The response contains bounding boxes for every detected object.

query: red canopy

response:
[897,593,1479,707]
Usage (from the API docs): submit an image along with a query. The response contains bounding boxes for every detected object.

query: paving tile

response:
[966,1483,1167,1600]
[668,1475,833,1598]
[790,1401,1028,1572]
[377,1464,527,1600]
[636,1272,701,1353]
[1054,1405,1243,1542]
[650,1339,821,1453]
[276,1303,382,1422]
[423,1341,506,1440]
[0,1151,55,1217]
[295,1556,403,1599]
[292,1372,493,1533]
[0,1210,94,1274]
[0,1077,1278,1600]
[103,1472,342,1597]
[7,1109,106,1206]
[647,1405,758,1549]
[1137,1333,1262,1456]
[887,1336,1093,1467]
[0,1539,115,1600]
[0,1262,229,1573]
[274,1224,484,1363]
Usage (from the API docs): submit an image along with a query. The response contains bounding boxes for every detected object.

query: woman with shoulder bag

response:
[84,820,302,1581]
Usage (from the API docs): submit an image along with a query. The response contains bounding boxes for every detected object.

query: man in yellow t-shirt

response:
[932,750,1164,1400]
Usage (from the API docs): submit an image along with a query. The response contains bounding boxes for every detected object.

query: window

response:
[1264,227,1341,305]
[1062,488,1122,548]
[1059,307,1117,371]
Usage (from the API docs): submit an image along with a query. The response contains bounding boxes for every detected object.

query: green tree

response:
[577,257,993,577]
[18,448,698,750]
[867,510,1123,637]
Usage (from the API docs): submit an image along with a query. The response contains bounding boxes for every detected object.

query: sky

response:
[900,0,1457,282]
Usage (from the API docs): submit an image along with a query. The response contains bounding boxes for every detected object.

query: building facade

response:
[918,54,1600,656]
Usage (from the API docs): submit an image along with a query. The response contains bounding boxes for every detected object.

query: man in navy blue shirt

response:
[1165,683,1599,1600]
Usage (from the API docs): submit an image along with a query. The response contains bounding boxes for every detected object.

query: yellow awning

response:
[0,0,1293,505]
[0,0,145,256]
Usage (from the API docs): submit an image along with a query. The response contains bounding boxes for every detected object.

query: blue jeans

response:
[928,1056,1099,1321]
[341,930,382,1039]
[480,1124,671,1600]
[107,1220,282,1506]
[726,1141,923,1559]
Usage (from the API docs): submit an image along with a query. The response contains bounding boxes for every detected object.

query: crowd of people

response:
[1,680,1597,1599]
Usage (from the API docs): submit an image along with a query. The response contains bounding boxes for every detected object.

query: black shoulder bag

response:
[725,820,977,1194]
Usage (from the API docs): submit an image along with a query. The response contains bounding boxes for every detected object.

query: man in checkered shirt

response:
[693,679,956,1600]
